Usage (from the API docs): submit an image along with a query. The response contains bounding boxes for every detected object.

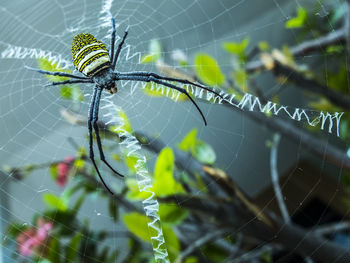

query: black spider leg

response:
[45,79,93,86]
[88,87,114,195]
[112,27,129,70]
[118,72,224,99]
[25,66,89,80]
[110,17,116,63]
[116,75,207,125]
[92,86,125,178]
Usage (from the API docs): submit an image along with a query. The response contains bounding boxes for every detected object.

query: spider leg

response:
[92,86,125,178]
[25,66,88,80]
[118,71,224,99]
[112,26,129,70]
[110,17,116,63]
[117,75,207,125]
[88,87,115,195]
[44,79,93,86]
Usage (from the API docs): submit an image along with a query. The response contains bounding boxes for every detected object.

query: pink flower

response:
[56,156,74,187]
[17,218,53,257]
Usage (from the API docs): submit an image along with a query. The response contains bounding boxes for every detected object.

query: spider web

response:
[0,0,348,262]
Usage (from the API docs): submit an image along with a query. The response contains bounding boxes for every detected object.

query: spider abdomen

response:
[72,33,111,77]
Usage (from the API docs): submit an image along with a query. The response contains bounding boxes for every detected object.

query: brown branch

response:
[273,61,350,109]
[313,221,350,236]
[159,194,350,263]
[152,61,350,172]
[239,110,350,172]
[246,28,346,73]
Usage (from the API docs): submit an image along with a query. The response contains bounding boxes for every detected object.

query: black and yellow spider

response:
[26,17,222,195]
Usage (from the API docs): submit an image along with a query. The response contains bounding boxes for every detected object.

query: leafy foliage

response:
[194,54,226,86]
[37,57,84,102]
[285,7,307,28]
[179,128,216,164]
[141,39,162,63]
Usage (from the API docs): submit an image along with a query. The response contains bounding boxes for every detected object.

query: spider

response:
[26,17,223,195]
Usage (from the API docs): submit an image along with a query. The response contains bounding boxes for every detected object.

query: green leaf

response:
[48,236,61,263]
[178,129,216,164]
[60,86,84,101]
[163,226,180,262]
[285,7,307,28]
[142,82,187,101]
[72,192,86,212]
[202,244,228,262]
[37,57,72,82]
[65,232,82,263]
[110,109,132,134]
[71,86,84,101]
[282,45,294,65]
[222,38,249,58]
[141,54,159,63]
[159,203,188,225]
[327,66,348,93]
[326,45,344,54]
[5,222,27,239]
[141,39,162,63]
[50,164,58,181]
[122,212,151,242]
[125,154,140,173]
[258,41,269,51]
[194,141,216,165]
[107,249,119,263]
[77,147,86,158]
[153,148,184,196]
[185,257,198,263]
[43,193,68,211]
[261,250,273,263]
[194,54,225,86]
[74,159,85,169]
[233,68,248,92]
[108,199,118,222]
[125,179,152,200]
[178,128,197,152]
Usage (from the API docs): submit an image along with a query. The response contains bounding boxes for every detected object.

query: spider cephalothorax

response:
[26,17,223,195]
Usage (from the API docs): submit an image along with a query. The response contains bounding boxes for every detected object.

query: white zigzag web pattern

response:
[103,100,170,263]
[143,83,344,136]
[0,44,72,69]
[98,3,169,261]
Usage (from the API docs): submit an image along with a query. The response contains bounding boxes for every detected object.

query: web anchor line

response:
[104,101,170,263]
[144,83,344,136]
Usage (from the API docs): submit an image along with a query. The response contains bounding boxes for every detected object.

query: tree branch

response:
[159,194,350,263]
[273,61,350,109]
[246,28,346,73]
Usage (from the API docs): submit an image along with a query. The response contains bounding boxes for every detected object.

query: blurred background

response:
[1,0,349,262]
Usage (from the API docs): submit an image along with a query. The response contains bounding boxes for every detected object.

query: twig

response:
[245,28,346,73]
[226,245,274,263]
[313,221,350,236]
[174,228,230,263]
[227,108,350,172]
[270,133,290,224]
[273,61,350,109]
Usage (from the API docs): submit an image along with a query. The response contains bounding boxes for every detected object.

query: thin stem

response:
[270,133,290,224]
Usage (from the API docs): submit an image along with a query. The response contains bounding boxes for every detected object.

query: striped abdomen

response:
[71,33,110,77]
